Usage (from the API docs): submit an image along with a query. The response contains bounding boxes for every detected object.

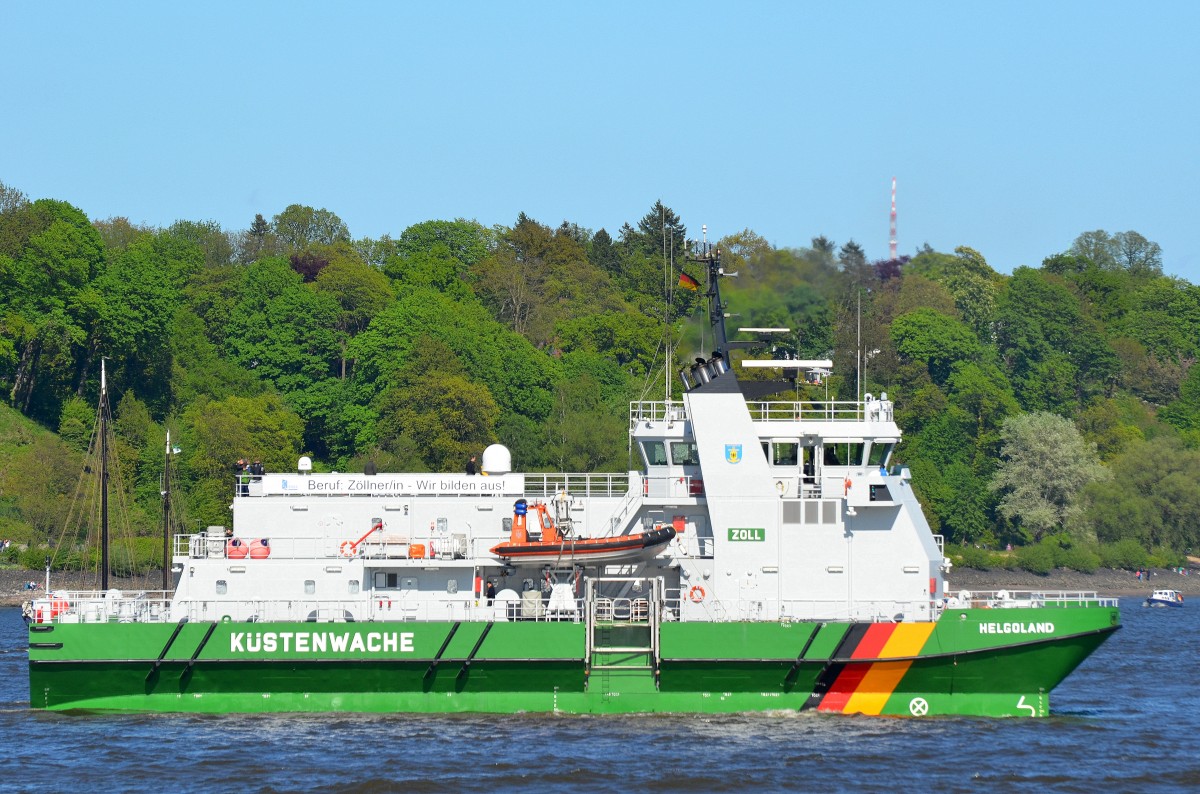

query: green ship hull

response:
[29,601,1119,717]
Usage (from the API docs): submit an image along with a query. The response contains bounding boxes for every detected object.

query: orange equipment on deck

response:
[506,498,561,546]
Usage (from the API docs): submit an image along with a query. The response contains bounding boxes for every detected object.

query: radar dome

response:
[481,444,512,475]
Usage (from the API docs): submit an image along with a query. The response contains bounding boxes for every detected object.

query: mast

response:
[100,360,110,592]
[162,430,171,591]
[695,227,729,357]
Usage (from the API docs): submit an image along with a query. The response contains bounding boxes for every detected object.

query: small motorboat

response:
[490,499,676,563]
[1144,588,1184,608]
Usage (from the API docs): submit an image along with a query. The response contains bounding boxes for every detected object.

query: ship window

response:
[642,441,667,466]
[670,442,699,465]
[304,579,316,595]
[348,579,360,595]
[772,442,799,467]
[868,442,895,468]
[215,580,227,595]
[374,572,399,589]
[823,442,864,466]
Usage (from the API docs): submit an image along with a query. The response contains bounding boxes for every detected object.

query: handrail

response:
[629,398,897,425]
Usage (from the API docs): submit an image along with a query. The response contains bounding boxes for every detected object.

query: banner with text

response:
[259,473,526,496]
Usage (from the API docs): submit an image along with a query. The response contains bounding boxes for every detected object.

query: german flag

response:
[678,271,700,291]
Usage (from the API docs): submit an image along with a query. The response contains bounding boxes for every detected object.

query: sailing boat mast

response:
[100,360,110,592]
[162,430,172,591]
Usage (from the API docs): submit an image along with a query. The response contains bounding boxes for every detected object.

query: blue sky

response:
[4,1,1198,281]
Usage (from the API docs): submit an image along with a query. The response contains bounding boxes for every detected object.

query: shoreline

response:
[2,565,1194,608]
[947,566,1197,599]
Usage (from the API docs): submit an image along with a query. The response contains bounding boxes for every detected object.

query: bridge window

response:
[641,441,667,466]
[823,442,864,466]
[772,441,799,466]
[670,442,699,465]
[868,442,895,468]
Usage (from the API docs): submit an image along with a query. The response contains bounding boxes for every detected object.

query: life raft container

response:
[248,538,270,559]
[36,594,70,623]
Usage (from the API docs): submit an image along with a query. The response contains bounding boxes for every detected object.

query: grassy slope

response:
[0,402,70,545]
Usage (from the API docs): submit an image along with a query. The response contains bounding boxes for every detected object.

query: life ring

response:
[688,585,706,603]
[338,540,357,558]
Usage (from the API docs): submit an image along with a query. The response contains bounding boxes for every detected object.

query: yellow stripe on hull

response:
[843,624,936,715]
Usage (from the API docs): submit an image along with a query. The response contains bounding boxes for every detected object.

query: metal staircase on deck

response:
[584,576,662,694]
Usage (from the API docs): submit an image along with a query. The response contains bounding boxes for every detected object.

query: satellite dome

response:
[481,444,512,475]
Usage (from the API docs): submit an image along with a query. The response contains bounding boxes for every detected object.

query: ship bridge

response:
[630,391,901,500]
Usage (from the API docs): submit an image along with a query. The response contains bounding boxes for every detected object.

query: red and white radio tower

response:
[889,176,897,261]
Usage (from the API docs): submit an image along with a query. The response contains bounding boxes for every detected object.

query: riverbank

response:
[0,568,152,607]
[948,565,1199,598]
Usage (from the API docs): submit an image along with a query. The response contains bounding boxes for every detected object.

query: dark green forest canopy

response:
[1,180,1198,566]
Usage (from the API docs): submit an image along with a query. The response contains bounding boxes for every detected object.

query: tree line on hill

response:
[0,178,1198,575]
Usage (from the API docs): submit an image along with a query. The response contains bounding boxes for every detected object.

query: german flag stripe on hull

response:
[816,623,937,715]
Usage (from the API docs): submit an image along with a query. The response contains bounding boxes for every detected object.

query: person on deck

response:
[234,458,249,496]
[486,580,497,605]
[466,455,477,475]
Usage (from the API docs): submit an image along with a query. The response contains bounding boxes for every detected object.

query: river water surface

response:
[1,601,1196,793]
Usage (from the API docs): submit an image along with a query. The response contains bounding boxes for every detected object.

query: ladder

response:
[584,576,662,692]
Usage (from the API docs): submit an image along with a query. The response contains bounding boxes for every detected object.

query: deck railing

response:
[27,587,1118,626]
[629,397,896,427]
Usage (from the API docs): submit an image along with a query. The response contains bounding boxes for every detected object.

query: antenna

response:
[889,177,897,261]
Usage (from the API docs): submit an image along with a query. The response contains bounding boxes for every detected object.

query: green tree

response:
[272,204,350,250]
[93,217,153,253]
[993,267,1117,411]
[396,219,493,267]
[991,412,1109,541]
[373,336,499,471]
[944,361,1019,455]
[348,287,560,423]
[1158,364,1200,434]
[1,200,106,419]
[312,249,394,378]
[225,257,342,394]
[1080,438,1200,551]
[543,374,626,471]
[1070,229,1162,277]
[941,246,999,336]
[178,392,305,523]
[890,309,980,384]
[167,219,234,269]
[89,230,204,413]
